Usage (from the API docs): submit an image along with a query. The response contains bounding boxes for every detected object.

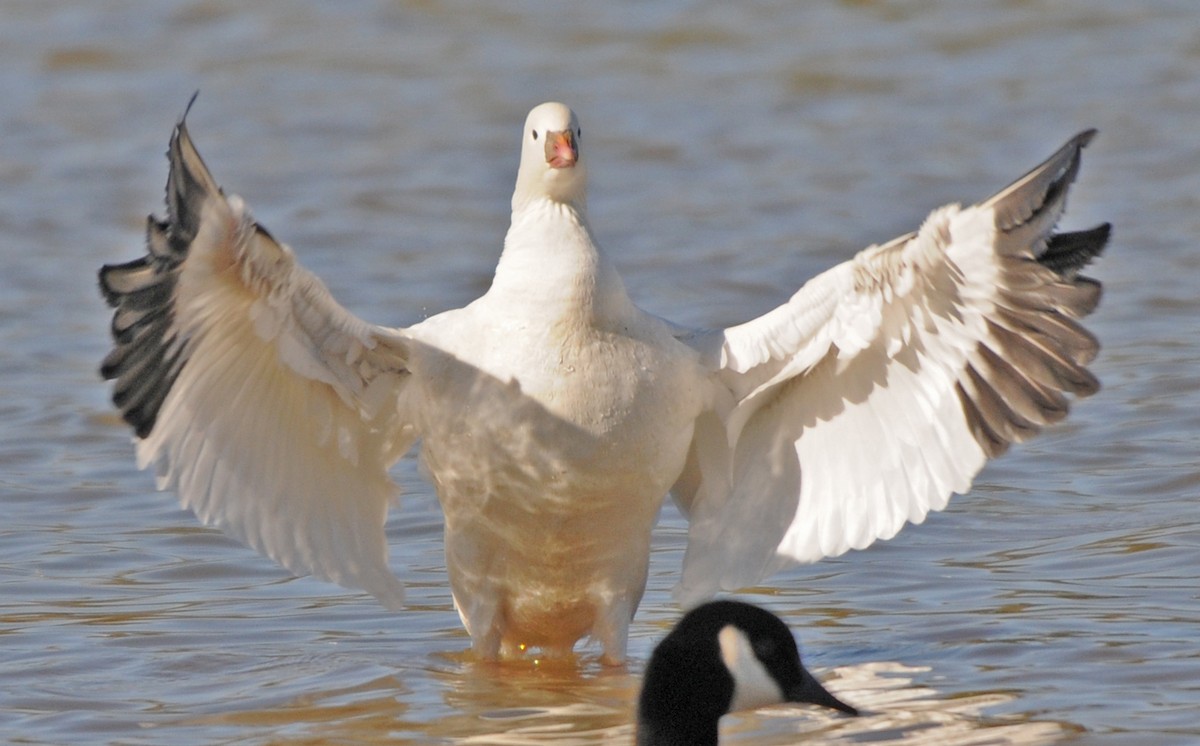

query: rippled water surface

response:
[3,1,1198,744]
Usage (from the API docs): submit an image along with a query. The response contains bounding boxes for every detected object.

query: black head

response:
[636,600,857,746]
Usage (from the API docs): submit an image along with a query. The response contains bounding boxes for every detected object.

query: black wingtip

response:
[180,90,200,127]
[987,129,1099,234]
[164,94,223,250]
[1073,128,1098,149]
[99,97,209,441]
[1039,222,1111,275]
[169,91,201,159]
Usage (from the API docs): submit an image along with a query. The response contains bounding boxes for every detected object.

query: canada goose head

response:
[636,600,858,746]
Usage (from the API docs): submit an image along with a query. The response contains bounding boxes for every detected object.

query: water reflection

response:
[149,657,1075,745]
[436,656,636,744]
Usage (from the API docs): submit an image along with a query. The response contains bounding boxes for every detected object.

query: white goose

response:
[100,100,1107,664]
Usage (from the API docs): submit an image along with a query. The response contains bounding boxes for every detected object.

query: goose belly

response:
[409,329,706,649]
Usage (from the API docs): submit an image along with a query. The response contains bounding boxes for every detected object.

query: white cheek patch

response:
[718,625,786,713]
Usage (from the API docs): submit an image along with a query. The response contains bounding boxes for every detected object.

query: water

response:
[3,1,1198,743]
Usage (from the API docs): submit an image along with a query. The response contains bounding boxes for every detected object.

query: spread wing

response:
[676,131,1108,602]
[100,106,415,608]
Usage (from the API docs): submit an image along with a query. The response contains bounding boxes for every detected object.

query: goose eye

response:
[753,638,777,660]
[532,130,539,141]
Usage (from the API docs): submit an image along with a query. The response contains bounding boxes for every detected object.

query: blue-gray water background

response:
[2,1,1198,744]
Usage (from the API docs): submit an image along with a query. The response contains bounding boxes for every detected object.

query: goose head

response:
[636,600,858,746]
[512,102,586,211]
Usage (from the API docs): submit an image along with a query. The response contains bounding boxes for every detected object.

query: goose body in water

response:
[100,100,1108,664]
[637,600,857,746]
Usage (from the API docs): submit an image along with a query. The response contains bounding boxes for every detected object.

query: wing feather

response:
[676,132,1108,603]
[100,111,415,607]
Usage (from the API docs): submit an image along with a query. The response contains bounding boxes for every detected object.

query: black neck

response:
[636,640,732,746]
[636,716,720,746]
